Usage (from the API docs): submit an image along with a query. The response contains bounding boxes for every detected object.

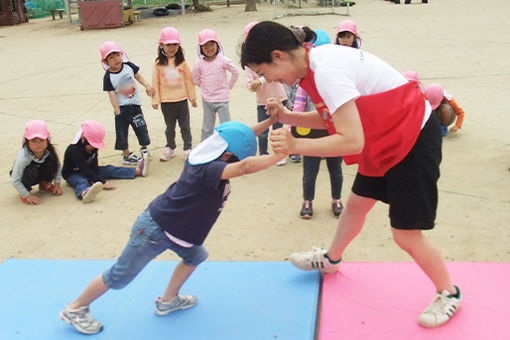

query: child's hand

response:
[152,104,159,110]
[249,80,261,92]
[191,99,198,108]
[52,183,63,195]
[450,126,459,133]
[146,85,155,97]
[103,181,116,190]
[25,194,41,205]
[269,128,294,155]
[265,97,285,121]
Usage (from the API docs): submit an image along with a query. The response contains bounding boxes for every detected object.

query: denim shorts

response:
[102,210,208,290]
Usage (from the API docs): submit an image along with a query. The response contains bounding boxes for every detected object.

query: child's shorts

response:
[114,105,150,150]
[352,114,442,230]
[102,209,208,290]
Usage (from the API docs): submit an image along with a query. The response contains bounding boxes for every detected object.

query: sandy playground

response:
[0,0,509,268]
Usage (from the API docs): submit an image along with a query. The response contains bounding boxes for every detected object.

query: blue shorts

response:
[102,210,208,290]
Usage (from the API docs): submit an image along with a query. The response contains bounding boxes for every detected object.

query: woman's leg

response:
[392,228,455,293]
[326,192,377,261]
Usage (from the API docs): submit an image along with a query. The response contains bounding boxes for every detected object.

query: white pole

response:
[181,0,185,15]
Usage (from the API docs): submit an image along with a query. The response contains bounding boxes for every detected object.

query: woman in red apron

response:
[241,21,460,328]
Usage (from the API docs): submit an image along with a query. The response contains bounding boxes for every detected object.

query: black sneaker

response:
[300,201,313,219]
[123,152,140,165]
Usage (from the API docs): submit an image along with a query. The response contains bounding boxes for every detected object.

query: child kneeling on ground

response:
[62,120,150,204]
[60,119,284,334]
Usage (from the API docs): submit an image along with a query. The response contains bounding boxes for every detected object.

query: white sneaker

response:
[184,149,192,159]
[137,152,150,177]
[154,295,197,316]
[418,286,461,328]
[81,182,103,203]
[160,147,176,162]
[289,247,340,274]
[276,158,287,166]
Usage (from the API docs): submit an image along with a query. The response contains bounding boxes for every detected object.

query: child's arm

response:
[134,72,155,97]
[447,98,464,131]
[251,117,277,137]
[245,67,262,92]
[10,150,35,199]
[107,91,121,115]
[183,62,198,107]
[191,63,201,87]
[221,153,285,180]
[225,57,240,89]
[151,63,161,109]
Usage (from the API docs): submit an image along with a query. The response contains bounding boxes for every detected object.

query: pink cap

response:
[425,83,445,110]
[337,20,360,37]
[244,21,259,40]
[24,120,49,140]
[81,120,105,149]
[99,41,129,70]
[198,29,219,46]
[159,27,181,45]
[402,70,420,82]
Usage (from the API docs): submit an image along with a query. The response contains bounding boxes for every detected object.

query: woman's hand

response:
[270,128,295,155]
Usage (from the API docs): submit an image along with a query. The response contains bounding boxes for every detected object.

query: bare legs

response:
[161,262,197,301]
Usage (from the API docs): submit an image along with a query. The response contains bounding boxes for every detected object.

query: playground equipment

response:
[0,0,29,25]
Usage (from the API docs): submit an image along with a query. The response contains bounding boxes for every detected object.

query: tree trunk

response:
[192,0,200,10]
[245,0,257,12]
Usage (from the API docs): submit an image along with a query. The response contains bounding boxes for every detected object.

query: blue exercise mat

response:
[0,259,320,340]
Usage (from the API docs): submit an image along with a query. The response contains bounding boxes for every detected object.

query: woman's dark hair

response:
[241,21,316,69]
[156,45,185,67]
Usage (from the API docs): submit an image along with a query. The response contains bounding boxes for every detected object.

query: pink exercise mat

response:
[319,262,510,340]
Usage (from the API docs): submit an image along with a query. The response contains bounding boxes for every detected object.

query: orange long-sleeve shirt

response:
[445,97,464,129]
[152,60,196,105]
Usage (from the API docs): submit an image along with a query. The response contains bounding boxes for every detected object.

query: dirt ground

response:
[1,0,509,267]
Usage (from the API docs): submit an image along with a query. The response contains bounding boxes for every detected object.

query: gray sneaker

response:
[154,295,197,316]
[60,305,103,335]
[123,152,140,165]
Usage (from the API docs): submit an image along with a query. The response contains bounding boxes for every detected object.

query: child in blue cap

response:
[60,118,284,335]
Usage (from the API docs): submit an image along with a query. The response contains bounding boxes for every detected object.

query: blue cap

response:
[215,121,257,160]
[312,29,331,47]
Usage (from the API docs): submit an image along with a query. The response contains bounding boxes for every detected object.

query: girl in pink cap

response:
[62,120,150,203]
[425,83,465,136]
[152,27,198,161]
[335,19,361,48]
[10,120,63,205]
[100,41,155,165]
[192,29,240,141]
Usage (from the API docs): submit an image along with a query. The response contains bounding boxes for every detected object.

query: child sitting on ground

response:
[62,120,149,204]
[10,120,63,205]
[60,118,284,334]
[425,83,465,136]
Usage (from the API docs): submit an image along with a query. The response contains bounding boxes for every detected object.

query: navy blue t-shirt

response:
[148,159,229,245]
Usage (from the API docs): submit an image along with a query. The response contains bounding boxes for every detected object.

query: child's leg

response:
[129,108,150,150]
[302,156,321,201]
[256,105,269,155]
[175,101,192,150]
[161,262,197,301]
[68,274,109,309]
[98,165,136,180]
[114,108,130,156]
[201,100,216,141]
[66,173,91,198]
[216,101,231,123]
[326,157,343,200]
[392,229,455,293]
[161,102,178,149]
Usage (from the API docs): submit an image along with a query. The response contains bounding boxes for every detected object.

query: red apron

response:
[299,45,426,177]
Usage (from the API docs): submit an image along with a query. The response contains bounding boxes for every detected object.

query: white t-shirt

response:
[309,45,430,123]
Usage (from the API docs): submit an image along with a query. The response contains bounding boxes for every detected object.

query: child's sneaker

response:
[289,247,341,274]
[289,155,301,163]
[418,286,461,328]
[60,305,103,335]
[160,147,176,162]
[137,152,150,177]
[81,182,103,203]
[123,152,140,165]
[154,295,197,316]
[140,147,151,160]
[276,158,287,166]
[300,201,313,219]
[332,199,344,217]
[183,149,192,159]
